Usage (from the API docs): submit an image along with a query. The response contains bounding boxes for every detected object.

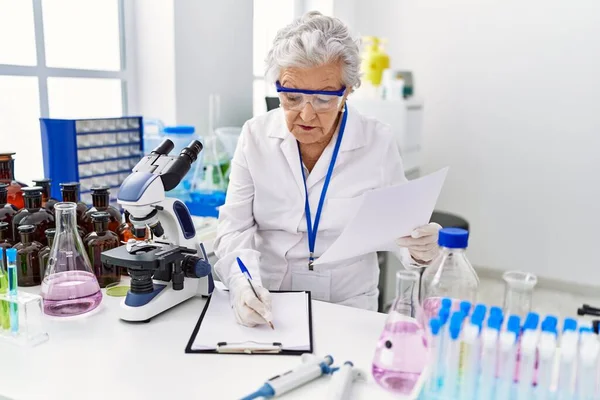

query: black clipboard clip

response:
[216,341,283,354]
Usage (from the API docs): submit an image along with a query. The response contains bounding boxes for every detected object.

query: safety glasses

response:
[276,81,346,112]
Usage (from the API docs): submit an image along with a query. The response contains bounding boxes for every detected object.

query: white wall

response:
[173,0,253,133]
[343,0,600,286]
[132,0,253,132]
[131,0,177,125]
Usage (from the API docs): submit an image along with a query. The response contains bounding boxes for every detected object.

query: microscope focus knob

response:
[183,255,212,278]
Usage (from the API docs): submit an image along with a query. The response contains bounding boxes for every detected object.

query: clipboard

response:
[185,290,313,355]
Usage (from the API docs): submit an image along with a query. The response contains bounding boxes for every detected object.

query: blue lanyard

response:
[298,107,348,270]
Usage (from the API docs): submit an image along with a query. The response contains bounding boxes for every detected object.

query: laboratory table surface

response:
[0,284,416,400]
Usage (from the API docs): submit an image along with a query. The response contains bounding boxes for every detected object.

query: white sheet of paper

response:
[314,168,449,265]
[191,288,311,351]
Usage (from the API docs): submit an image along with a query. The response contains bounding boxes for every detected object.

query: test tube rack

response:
[40,117,143,208]
[0,291,49,347]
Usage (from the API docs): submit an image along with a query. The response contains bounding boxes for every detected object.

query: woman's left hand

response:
[396,223,442,264]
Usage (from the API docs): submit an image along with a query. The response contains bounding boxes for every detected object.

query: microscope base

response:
[119,276,211,322]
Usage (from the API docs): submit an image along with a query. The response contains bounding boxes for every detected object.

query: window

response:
[0,0,134,184]
[252,0,297,116]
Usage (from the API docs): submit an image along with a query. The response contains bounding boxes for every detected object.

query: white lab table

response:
[0,285,416,400]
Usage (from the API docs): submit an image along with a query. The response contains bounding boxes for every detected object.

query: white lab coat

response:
[214,104,416,311]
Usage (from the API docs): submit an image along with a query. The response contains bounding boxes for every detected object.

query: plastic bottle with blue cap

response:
[421,228,479,325]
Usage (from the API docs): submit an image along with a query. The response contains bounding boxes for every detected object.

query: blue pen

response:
[6,248,18,334]
[236,257,274,329]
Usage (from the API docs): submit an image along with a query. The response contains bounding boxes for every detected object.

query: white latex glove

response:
[229,273,273,327]
[396,223,442,263]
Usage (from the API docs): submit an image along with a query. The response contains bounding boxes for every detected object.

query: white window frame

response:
[0,0,137,118]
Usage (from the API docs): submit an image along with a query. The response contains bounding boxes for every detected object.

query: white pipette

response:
[328,361,364,400]
[241,354,336,400]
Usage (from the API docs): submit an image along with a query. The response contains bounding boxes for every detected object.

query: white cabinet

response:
[350,98,423,178]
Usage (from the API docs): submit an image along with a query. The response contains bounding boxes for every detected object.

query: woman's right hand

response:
[229,273,273,327]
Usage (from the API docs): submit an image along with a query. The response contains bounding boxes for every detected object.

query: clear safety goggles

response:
[276,81,346,112]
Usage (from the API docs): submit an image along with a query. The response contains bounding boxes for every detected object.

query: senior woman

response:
[214,11,441,327]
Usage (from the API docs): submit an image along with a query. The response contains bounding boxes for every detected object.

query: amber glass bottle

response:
[83,186,121,234]
[12,187,55,246]
[0,183,18,243]
[33,178,58,214]
[0,221,13,250]
[13,224,44,286]
[0,153,26,209]
[84,212,120,288]
[38,228,56,281]
[60,182,89,236]
[117,210,149,243]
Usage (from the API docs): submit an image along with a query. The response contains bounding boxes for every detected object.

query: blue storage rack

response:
[40,117,143,207]
[40,116,225,217]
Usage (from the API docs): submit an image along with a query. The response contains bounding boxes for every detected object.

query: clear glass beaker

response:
[41,202,102,317]
[502,270,537,318]
[372,270,428,395]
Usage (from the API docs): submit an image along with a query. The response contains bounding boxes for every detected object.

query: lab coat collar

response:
[268,104,367,152]
[273,104,367,192]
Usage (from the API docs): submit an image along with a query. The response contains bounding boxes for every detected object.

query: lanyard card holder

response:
[216,341,283,354]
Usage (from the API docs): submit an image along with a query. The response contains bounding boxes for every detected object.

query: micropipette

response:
[240,354,337,399]
[536,323,557,398]
[328,361,364,400]
[576,338,600,399]
[496,315,520,400]
[443,312,463,398]
[458,312,482,400]
[478,315,501,399]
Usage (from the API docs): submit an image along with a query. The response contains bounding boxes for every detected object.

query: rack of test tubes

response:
[40,117,143,208]
[421,299,600,399]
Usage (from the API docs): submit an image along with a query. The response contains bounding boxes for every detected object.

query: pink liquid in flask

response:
[372,317,429,394]
[42,270,102,316]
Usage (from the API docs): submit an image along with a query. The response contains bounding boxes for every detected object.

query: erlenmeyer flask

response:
[41,202,102,316]
[372,270,428,395]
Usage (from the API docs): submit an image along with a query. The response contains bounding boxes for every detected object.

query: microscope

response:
[101,139,214,322]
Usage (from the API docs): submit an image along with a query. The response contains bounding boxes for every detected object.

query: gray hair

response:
[265,11,361,89]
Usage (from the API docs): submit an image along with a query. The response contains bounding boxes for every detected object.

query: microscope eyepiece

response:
[151,139,175,155]
[159,140,204,191]
[180,140,203,163]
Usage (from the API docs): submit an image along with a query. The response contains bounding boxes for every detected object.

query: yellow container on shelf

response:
[361,36,390,87]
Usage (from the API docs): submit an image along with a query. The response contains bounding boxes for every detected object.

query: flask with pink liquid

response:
[372,270,428,395]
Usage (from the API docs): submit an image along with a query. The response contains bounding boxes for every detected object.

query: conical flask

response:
[41,202,102,316]
[372,270,428,395]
